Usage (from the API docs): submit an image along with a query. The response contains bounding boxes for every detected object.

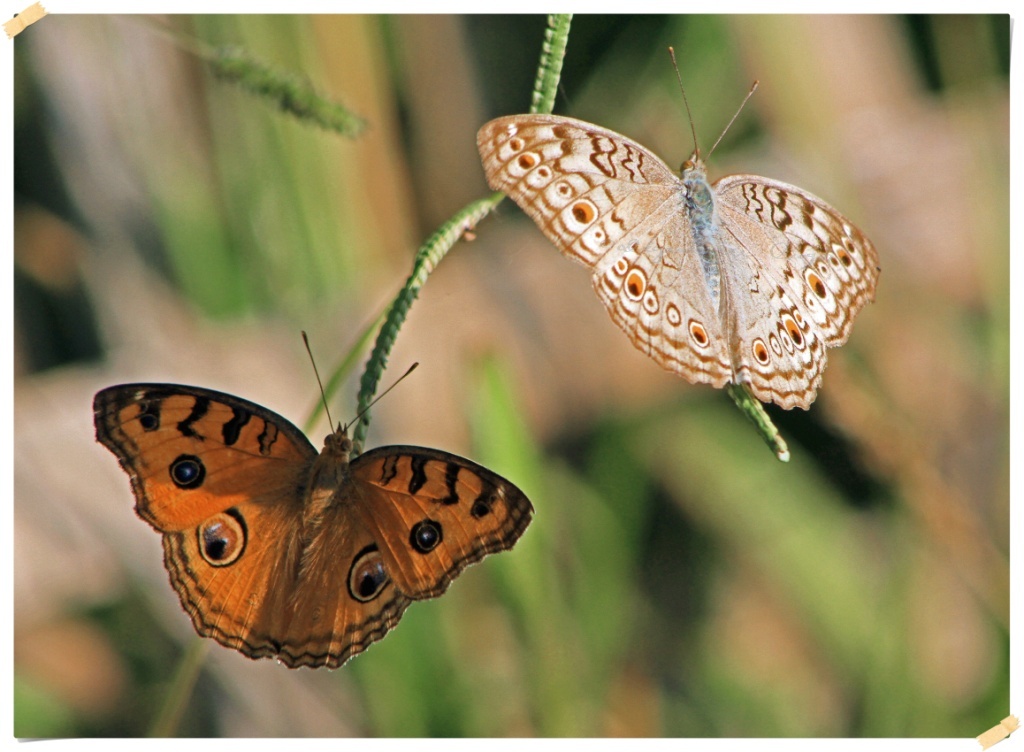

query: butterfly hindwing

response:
[349,447,534,599]
[593,212,735,389]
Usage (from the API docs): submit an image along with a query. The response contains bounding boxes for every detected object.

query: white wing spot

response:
[642,289,659,315]
[666,302,682,326]
[777,322,795,353]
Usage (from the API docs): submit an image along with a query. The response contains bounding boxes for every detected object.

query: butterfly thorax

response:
[681,154,724,314]
[303,427,353,529]
[291,426,356,587]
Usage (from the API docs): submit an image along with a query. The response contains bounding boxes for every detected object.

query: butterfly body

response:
[680,157,727,315]
[94,383,532,669]
[478,114,879,409]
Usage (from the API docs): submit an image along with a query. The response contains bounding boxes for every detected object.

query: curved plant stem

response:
[531,13,573,115]
[135,16,579,729]
[349,12,784,461]
[350,14,574,453]
[351,194,505,453]
[727,384,790,462]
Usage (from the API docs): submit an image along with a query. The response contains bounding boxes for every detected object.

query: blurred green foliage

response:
[14,13,1009,738]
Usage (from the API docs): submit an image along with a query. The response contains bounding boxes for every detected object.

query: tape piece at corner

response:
[978,715,1019,749]
[4,2,46,39]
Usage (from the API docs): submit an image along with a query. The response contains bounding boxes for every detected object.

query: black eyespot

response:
[136,400,161,431]
[348,545,389,603]
[471,490,497,519]
[410,519,442,554]
[170,454,205,489]
[204,533,226,560]
[197,509,247,567]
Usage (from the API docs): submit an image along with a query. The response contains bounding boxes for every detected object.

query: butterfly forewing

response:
[93,385,316,531]
[478,115,680,272]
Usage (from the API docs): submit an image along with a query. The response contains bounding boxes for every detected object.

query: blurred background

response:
[13,14,1009,737]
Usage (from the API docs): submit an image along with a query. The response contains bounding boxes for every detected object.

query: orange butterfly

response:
[94,384,533,669]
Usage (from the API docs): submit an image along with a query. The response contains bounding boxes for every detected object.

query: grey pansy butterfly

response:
[477,114,880,410]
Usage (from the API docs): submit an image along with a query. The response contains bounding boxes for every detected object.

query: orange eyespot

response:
[807,272,827,298]
[348,547,389,602]
[198,510,247,567]
[625,270,645,299]
[517,153,537,169]
[508,137,525,152]
[753,340,771,365]
[571,200,596,224]
[689,320,709,347]
[783,316,804,347]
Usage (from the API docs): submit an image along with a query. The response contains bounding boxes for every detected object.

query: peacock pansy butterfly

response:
[93,383,533,669]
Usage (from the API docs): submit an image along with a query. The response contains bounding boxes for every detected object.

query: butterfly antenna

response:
[707,79,759,160]
[346,362,419,431]
[668,47,700,158]
[302,330,335,430]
